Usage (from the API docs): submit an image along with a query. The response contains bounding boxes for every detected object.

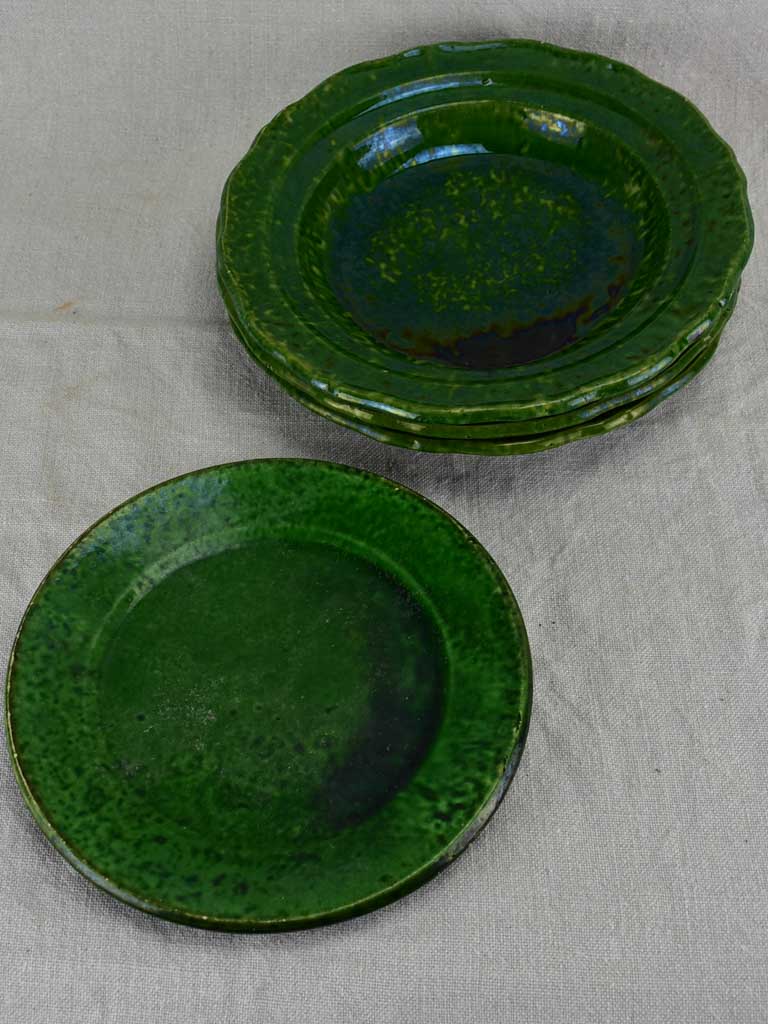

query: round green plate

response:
[217,39,752,427]
[219,269,736,442]
[5,460,531,931]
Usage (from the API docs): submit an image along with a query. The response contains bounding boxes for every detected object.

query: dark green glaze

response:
[5,460,531,930]
[219,269,736,442]
[217,39,752,427]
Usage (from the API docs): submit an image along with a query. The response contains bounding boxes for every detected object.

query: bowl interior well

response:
[301,102,670,370]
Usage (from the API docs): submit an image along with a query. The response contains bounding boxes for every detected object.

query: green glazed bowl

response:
[230,315,723,455]
[217,40,752,428]
[220,270,737,442]
[6,460,531,930]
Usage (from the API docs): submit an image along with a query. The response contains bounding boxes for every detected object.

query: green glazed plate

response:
[5,460,531,930]
[217,40,752,427]
[219,269,737,442]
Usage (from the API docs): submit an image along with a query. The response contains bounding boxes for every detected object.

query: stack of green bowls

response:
[217,40,753,454]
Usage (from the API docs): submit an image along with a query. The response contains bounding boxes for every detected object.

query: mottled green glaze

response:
[5,460,531,930]
[219,270,736,442]
[217,39,752,429]
[328,152,645,368]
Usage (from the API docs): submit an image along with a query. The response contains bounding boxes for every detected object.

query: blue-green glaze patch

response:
[5,460,532,930]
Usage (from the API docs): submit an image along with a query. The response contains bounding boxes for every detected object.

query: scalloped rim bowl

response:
[217,40,752,449]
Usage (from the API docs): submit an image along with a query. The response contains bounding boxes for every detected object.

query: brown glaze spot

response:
[367,277,627,370]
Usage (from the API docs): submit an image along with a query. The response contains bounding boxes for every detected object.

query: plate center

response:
[97,538,444,846]
[328,152,643,368]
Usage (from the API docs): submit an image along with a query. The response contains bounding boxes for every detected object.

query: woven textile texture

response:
[1,1,766,1021]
